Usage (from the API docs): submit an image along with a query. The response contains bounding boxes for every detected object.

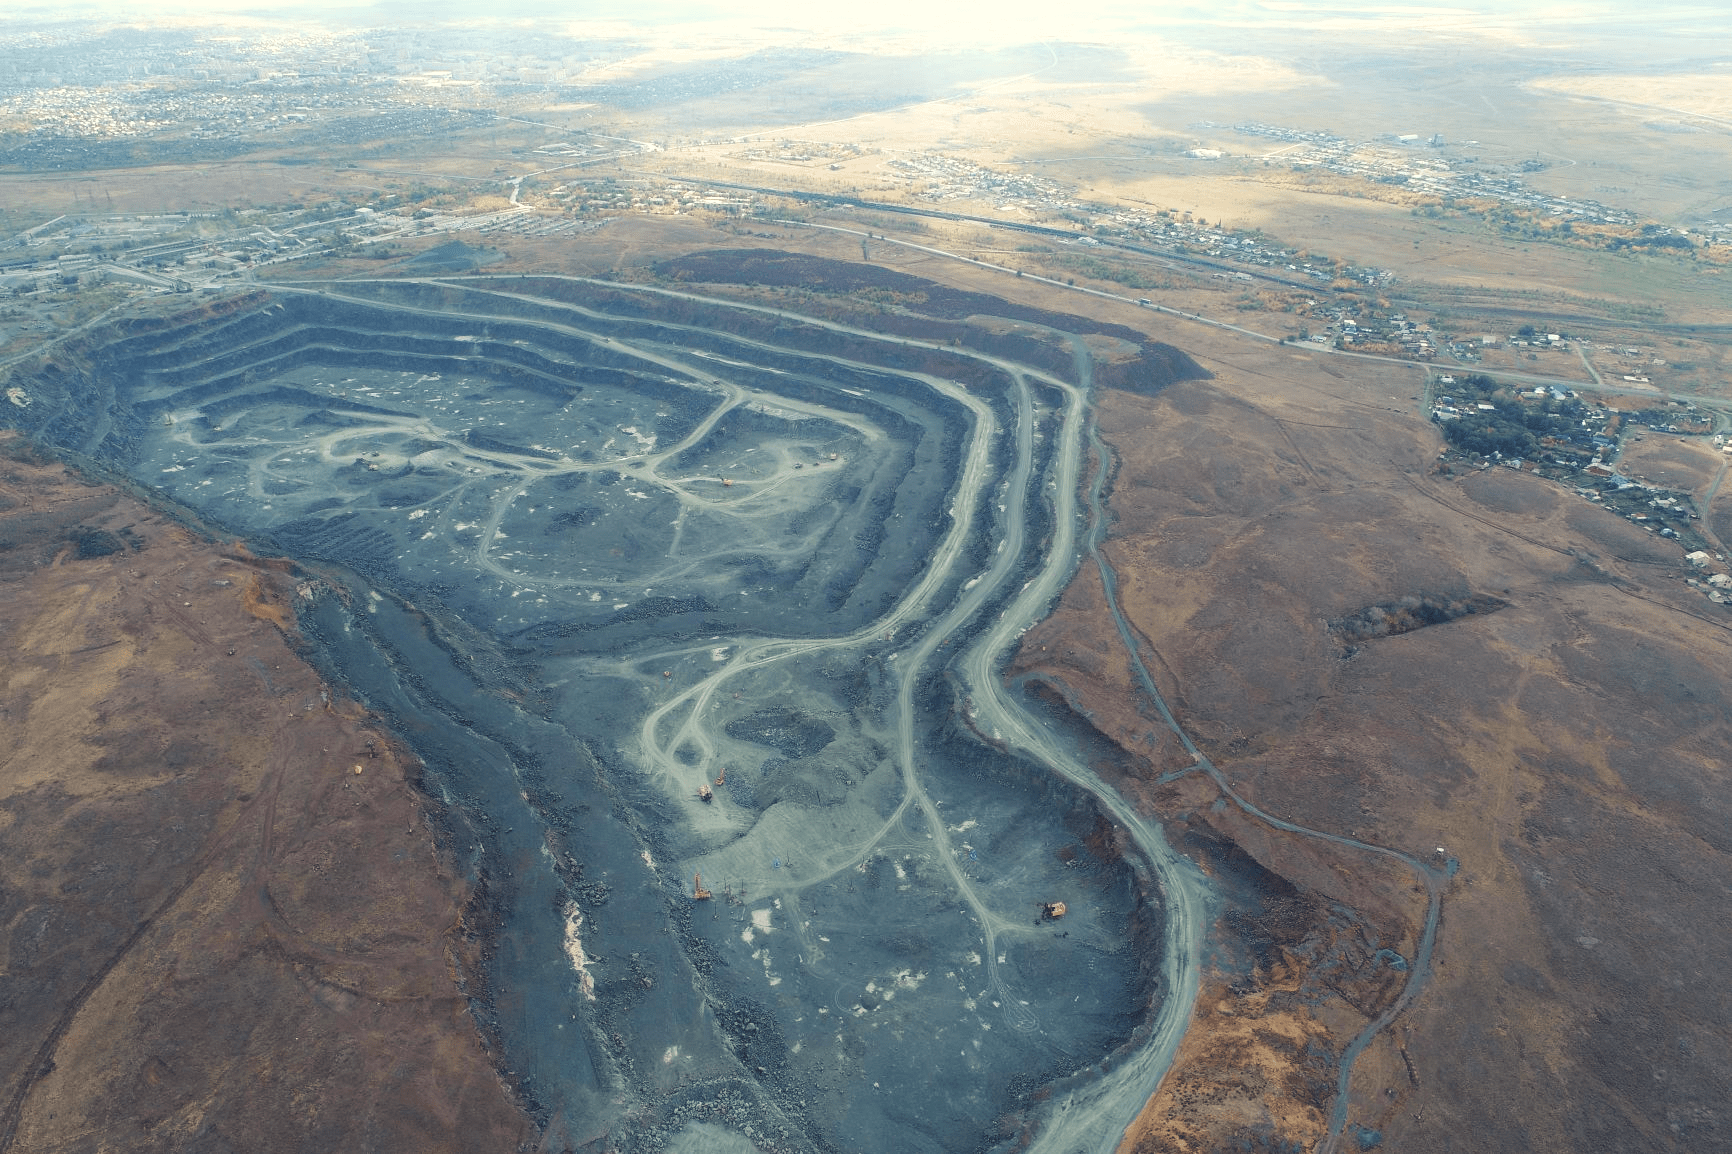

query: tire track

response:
[1088,426,1452,1154]
[1396,468,1573,556]
[0,809,245,1152]
[0,717,296,1150]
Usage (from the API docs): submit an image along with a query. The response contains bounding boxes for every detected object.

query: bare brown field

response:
[0,127,550,219]
[1617,434,1727,496]
[600,33,1732,334]
[0,436,532,1154]
[615,40,1318,156]
[0,162,401,216]
[1017,164,1732,319]
[1530,73,1732,126]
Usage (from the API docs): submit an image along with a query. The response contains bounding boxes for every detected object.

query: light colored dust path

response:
[583,278,1210,1148]
[252,282,887,594]
[954,342,1210,1154]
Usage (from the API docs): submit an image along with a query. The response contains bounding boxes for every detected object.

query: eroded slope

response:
[1016,350,1732,1152]
[0,435,532,1152]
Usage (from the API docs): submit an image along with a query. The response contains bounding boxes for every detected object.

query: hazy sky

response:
[0,0,1696,32]
[1,0,1718,64]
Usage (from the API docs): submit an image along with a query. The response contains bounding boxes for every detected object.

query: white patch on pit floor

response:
[751,908,773,933]
[711,646,729,661]
[561,901,596,1000]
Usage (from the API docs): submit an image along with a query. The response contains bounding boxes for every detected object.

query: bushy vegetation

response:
[1436,373,1586,459]
[1609,228,1693,251]
[1038,252,1180,292]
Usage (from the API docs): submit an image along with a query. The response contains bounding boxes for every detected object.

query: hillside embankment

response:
[1014,344,1732,1153]
[0,434,532,1154]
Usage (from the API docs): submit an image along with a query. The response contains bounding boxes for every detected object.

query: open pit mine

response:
[3,255,1227,1153]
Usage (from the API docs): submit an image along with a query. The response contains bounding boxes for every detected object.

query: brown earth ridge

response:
[1013,341,1732,1152]
[0,435,532,1153]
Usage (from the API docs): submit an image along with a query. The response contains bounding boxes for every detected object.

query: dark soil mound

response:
[407,240,501,272]
[725,707,836,758]
[659,249,1209,394]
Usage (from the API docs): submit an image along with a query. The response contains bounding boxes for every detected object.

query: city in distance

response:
[1,3,1729,1153]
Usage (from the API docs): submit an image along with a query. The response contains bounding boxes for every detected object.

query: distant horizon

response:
[0,0,1717,38]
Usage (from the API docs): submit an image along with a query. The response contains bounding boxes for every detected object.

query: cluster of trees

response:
[1044,253,1176,292]
[1437,373,1588,459]
[1442,411,1541,458]
[1609,230,1692,251]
